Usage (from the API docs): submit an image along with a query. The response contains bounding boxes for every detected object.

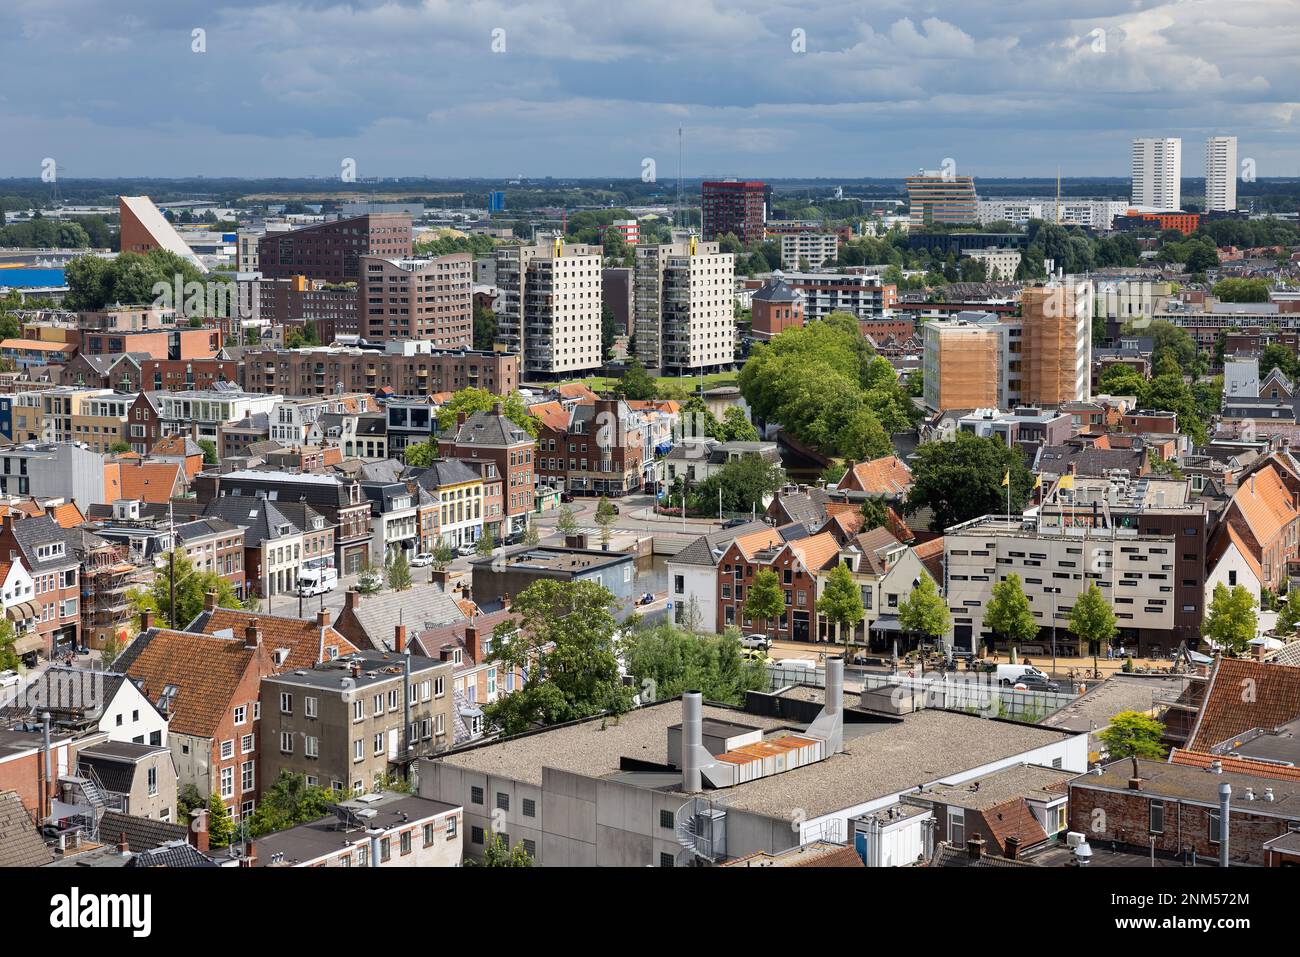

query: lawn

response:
[565,371,740,395]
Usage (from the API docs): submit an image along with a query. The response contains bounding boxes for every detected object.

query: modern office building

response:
[701,181,770,243]
[904,171,978,226]
[256,213,413,283]
[633,233,735,375]
[1131,137,1182,210]
[964,247,1022,280]
[118,195,207,273]
[778,272,897,323]
[1205,136,1238,212]
[357,254,473,347]
[494,237,603,378]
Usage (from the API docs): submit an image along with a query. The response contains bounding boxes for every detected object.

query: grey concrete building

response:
[467,545,635,609]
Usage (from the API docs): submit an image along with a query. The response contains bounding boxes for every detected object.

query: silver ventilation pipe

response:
[1218,782,1231,868]
[806,656,845,754]
[682,691,703,793]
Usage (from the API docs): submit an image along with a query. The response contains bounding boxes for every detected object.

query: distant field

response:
[564,371,740,394]
[239,191,463,202]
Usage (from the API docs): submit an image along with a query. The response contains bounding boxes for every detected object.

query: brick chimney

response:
[394,624,407,654]
[316,608,330,629]
[464,623,481,664]
[243,839,257,868]
[204,590,218,612]
[244,619,262,649]
[343,589,360,613]
[492,402,503,416]
[1005,836,1021,860]
[189,808,210,853]
[1128,754,1143,791]
[140,607,154,633]
[966,836,986,860]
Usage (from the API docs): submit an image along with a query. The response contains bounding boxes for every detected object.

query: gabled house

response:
[715,528,840,641]
[1219,459,1300,591]
[0,667,168,747]
[113,621,277,820]
[0,512,81,660]
[837,455,913,500]
[815,527,935,650]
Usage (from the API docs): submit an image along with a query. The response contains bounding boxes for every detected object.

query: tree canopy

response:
[906,431,1033,531]
[898,575,951,643]
[1098,710,1167,760]
[620,624,766,705]
[437,388,537,438]
[984,574,1039,646]
[1201,583,1257,655]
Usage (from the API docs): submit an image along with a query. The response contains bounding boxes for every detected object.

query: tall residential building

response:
[1131,137,1182,210]
[118,195,208,273]
[358,254,473,347]
[922,319,1000,412]
[1019,284,1092,408]
[494,237,603,379]
[256,213,412,283]
[634,233,735,375]
[1205,136,1238,212]
[904,171,978,226]
[701,181,770,243]
[779,232,840,269]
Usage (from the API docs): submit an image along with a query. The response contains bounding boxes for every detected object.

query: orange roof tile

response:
[979,797,1049,855]
[529,400,571,431]
[1188,657,1300,752]
[841,456,912,496]
[118,629,269,737]
[49,502,84,529]
[1228,462,1299,552]
[190,607,358,672]
[733,528,784,559]
[1169,748,1300,783]
[557,382,599,401]
[787,531,843,573]
[113,461,184,504]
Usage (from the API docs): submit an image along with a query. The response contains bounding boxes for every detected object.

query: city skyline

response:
[2,0,1296,179]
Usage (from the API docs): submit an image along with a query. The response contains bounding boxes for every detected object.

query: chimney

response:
[681,691,704,793]
[204,590,218,612]
[394,623,407,654]
[966,836,986,860]
[140,607,154,633]
[189,808,210,853]
[350,659,362,678]
[243,839,257,868]
[464,623,481,664]
[1219,782,1232,867]
[456,412,467,427]
[492,402,503,416]
[1128,755,1143,790]
[1005,835,1021,860]
[118,831,130,856]
[316,608,330,629]
[244,619,262,650]
[344,589,360,613]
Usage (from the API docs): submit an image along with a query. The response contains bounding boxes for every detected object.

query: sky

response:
[1,0,1297,180]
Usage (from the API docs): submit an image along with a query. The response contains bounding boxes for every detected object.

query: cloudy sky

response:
[1,0,1297,179]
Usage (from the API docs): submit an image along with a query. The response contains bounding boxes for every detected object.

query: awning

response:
[5,601,38,622]
[13,633,45,655]
[869,615,903,634]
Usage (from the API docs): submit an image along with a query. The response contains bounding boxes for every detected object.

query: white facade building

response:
[1205,136,1238,212]
[1131,137,1182,210]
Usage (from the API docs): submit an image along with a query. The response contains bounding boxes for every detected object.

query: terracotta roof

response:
[1169,748,1300,783]
[912,536,945,581]
[106,460,185,504]
[529,400,571,431]
[1227,462,1298,553]
[0,790,51,867]
[1208,522,1264,585]
[1188,657,1300,752]
[557,382,599,401]
[114,628,271,738]
[787,531,843,573]
[49,502,84,529]
[625,399,680,415]
[733,528,785,559]
[979,797,1049,855]
[187,607,358,672]
[842,456,913,496]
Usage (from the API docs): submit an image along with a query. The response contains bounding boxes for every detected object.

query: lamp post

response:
[1045,586,1061,679]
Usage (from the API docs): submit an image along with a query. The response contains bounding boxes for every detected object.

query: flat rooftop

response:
[435,700,1076,820]
[1042,675,1187,735]
[473,546,632,573]
[253,792,459,866]
[911,763,1071,811]
[1079,758,1300,810]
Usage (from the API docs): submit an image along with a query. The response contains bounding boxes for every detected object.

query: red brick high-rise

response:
[257,213,412,284]
[702,181,770,244]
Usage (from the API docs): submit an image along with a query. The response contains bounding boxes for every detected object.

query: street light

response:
[1044,586,1061,680]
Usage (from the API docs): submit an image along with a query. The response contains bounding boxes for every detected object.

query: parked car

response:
[1012,675,1061,692]
[295,566,337,597]
[560,492,575,503]
[409,552,434,567]
[995,664,1050,687]
[0,670,21,690]
[774,658,815,671]
[721,518,748,529]
[636,592,656,606]
[739,633,770,650]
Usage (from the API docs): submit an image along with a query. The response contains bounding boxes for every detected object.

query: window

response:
[305,736,319,758]
[234,705,247,725]
[241,733,254,754]
[280,732,293,754]
[380,837,391,862]
[522,798,536,818]
[279,692,293,715]
[659,852,674,867]
[220,739,234,760]
[522,839,536,857]
[948,808,965,846]
[1150,800,1164,834]
[353,739,363,763]
[400,831,412,855]
[305,696,318,719]
[446,816,458,838]
[423,823,435,847]
[242,761,255,793]
[496,792,510,812]
[471,786,484,805]
[1209,812,1222,844]
[660,809,674,830]
[220,766,234,799]
[373,732,384,756]
[147,766,157,796]
[471,826,485,845]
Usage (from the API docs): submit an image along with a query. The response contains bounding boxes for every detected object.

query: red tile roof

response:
[1188,657,1300,752]
[1170,748,1300,783]
[841,456,913,496]
[189,607,358,672]
[979,797,1049,855]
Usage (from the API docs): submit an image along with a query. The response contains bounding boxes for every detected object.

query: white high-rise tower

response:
[1205,136,1238,212]
[1131,137,1182,210]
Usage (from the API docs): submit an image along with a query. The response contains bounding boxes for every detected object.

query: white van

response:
[775,658,816,671]
[995,664,1049,687]
[296,567,338,597]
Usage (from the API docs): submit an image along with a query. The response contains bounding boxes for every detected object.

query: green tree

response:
[385,551,413,592]
[1276,590,1300,637]
[1201,582,1257,655]
[356,559,383,594]
[436,388,538,438]
[691,454,785,516]
[816,562,866,650]
[430,542,455,570]
[483,579,629,736]
[473,303,498,351]
[555,504,578,539]
[108,440,132,454]
[860,497,888,531]
[404,441,437,467]
[523,523,541,546]
[617,359,658,401]
[247,771,339,838]
[206,793,235,848]
[620,624,765,705]
[475,832,533,867]
[198,439,218,465]
[1069,583,1118,673]
[716,406,759,443]
[898,575,951,649]
[906,431,1032,531]
[0,617,20,672]
[744,569,786,639]
[594,496,617,547]
[151,548,245,628]
[1212,277,1271,303]
[475,528,496,557]
[1098,710,1167,760]
[984,574,1039,649]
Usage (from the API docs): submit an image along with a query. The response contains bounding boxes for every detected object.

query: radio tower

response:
[676,127,684,229]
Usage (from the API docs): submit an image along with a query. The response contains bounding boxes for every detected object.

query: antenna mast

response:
[677,127,683,229]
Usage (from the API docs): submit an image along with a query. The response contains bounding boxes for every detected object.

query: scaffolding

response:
[80,541,148,652]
